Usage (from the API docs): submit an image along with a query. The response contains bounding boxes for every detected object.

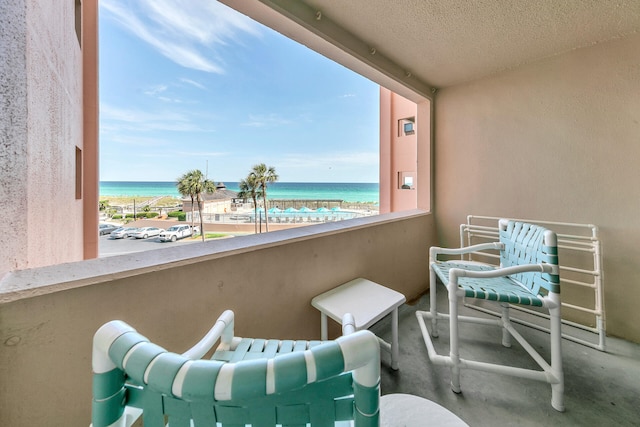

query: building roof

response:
[180,183,238,202]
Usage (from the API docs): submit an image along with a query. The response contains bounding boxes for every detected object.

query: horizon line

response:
[100,180,380,184]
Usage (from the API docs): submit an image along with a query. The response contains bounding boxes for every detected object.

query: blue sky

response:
[99,0,380,183]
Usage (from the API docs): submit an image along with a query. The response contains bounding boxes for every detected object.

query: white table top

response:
[380,394,469,427]
[311,278,406,329]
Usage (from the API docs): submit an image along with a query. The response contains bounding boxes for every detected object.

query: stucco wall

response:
[0,213,434,426]
[0,1,29,274]
[434,33,640,342]
[0,0,84,277]
[25,0,84,268]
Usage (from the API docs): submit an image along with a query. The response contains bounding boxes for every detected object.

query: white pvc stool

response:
[312,278,406,369]
[380,394,469,426]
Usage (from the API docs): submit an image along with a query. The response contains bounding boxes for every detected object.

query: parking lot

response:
[98,232,198,257]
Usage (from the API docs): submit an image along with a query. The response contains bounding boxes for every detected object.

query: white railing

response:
[459,215,605,351]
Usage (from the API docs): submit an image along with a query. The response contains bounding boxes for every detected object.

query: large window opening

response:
[97,0,427,254]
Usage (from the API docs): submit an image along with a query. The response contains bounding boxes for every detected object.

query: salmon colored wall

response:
[83,0,99,260]
[434,33,640,343]
[380,88,429,213]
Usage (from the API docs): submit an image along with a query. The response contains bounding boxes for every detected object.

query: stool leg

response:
[500,303,512,348]
[448,279,461,394]
[391,307,399,370]
[429,266,439,337]
[320,312,328,340]
[549,304,565,412]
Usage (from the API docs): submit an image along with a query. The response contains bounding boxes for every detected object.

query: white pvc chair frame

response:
[91,311,380,427]
[416,219,565,412]
[460,215,605,351]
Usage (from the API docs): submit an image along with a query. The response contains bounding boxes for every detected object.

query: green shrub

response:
[146,212,159,218]
[125,213,134,218]
[177,213,186,221]
[167,211,183,218]
[112,214,122,220]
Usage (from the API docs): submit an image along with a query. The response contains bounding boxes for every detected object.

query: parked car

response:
[110,227,139,239]
[98,223,119,235]
[130,227,163,239]
[158,225,194,242]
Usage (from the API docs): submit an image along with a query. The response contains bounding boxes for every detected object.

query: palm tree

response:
[237,174,262,233]
[250,163,279,232]
[177,172,197,229]
[176,169,216,241]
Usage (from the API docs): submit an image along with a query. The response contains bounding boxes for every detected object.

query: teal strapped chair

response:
[91,310,380,427]
[416,219,564,411]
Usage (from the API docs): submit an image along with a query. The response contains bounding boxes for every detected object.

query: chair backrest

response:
[499,219,560,296]
[91,320,380,427]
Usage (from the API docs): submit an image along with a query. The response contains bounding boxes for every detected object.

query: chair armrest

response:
[430,242,503,262]
[342,313,356,335]
[449,263,556,280]
[181,310,235,359]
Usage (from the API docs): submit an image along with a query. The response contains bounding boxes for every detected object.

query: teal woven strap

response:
[124,342,167,385]
[180,359,224,402]
[92,369,126,400]
[311,341,345,381]
[108,331,149,370]
[334,395,355,421]
[91,388,126,427]
[163,395,192,427]
[146,352,189,396]
[433,261,544,307]
[230,358,268,400]
[215,404,250,425]
[500,221,560,294]
[142,391,165,427]
[273,351,308,393]
[353,381,380,417]
[210,370,354,425]
[355,406,380,427]
[190,402,217,425]
[275,403,310,425]
[213,337,252,362]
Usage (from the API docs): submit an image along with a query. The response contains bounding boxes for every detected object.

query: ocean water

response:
[99,181,379,204]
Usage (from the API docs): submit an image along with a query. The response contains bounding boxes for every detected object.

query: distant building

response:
[180,183,238,215]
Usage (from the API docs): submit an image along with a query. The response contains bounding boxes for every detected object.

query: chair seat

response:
[432,261,544,307]
[212,337,325,362]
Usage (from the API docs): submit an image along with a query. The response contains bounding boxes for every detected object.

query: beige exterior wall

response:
[0,213,435,426]
[0,0,95,276]
[434,33,640,342]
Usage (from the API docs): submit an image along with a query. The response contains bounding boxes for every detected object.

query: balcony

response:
[375,290,640,426]
[2,211,639,426]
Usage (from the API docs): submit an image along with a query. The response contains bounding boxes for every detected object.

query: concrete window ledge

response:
[0,210,430,304]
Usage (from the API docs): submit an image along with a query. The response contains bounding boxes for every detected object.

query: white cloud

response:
[243,114,292,128]
[179,78,207,90]
[143,85,168,96]
[281,152,379,169]
[100,103,210,132]
[100,0,261,73]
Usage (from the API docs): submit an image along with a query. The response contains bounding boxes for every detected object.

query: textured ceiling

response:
[223,0,640,97]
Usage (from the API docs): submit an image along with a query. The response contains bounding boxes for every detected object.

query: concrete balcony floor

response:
[371,285,640,427]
